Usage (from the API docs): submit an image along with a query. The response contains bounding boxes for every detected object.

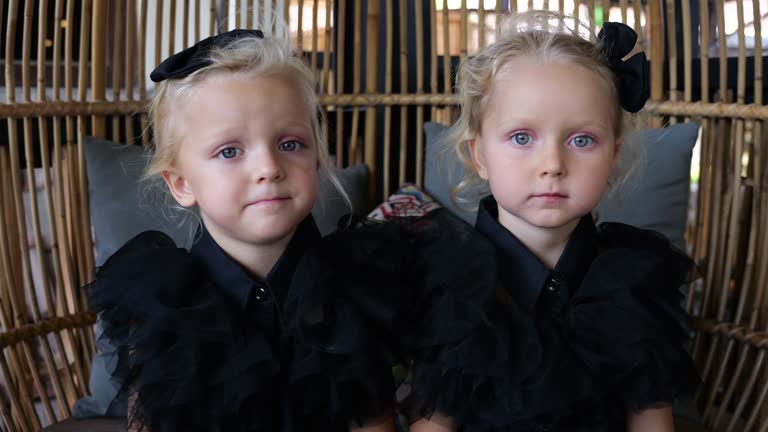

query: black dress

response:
[87,216,395,432]
[407,196,699,432]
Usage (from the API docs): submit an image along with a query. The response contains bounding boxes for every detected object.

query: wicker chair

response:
[1,1,766,431]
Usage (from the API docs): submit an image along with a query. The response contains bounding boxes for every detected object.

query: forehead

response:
[482,58,616,131]
[169,72,313,132]
[187,71,311,111]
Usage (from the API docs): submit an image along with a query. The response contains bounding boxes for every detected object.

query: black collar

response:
[190,216,321,308]
[475,196,598,311]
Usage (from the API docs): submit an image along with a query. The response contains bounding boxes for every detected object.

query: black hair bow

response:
[150,29,264,83]
[598,22,649,113]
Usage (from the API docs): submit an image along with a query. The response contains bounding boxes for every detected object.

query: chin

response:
[246,222,301,245]
[527,216,579,230]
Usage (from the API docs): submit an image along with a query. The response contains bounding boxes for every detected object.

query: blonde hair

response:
[142,25,350,233]
[446,11,642,208]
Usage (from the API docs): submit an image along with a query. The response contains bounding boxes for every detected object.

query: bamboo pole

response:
[478,0,485,48]
[140,0,149,146]
[398,0,408,186]
[155,0,164,67]
[311,0,319,82]
[415,0,425,186]
[18,0,60,423]
[335,0,346,166]
[364,0,379,203]
[297,0,304,51]
[383,0,393,198]
[429,0,437,121]
[648,0,663,127]
[320,0,332,154]
[734,349,767,431]
[91,0,107,138]
[349,0,362,165]
[195,0,200,41]
[126,0,136,145]
[112,0,125,144]
[665,0,677,123]
[169,0,176,54]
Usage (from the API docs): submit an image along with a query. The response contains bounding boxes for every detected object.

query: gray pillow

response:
[84,136,368,267]
[595,123,699,250]
[423,121,699,250]
[423,122,479,225]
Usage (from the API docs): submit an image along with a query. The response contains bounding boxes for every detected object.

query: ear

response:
[468,138,489,180]
[162,169,197,208]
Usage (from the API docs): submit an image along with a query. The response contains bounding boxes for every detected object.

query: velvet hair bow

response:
[150,29,264,82]
[598,22,650,113]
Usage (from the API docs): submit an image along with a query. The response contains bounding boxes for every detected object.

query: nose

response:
[539,143,566,178]
[252,149,284,183]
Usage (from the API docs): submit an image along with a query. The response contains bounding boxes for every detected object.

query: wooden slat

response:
[335,0,345,166]
[398,0,408,186]
[383,0,393,198]
[112,0,124,144]
[415,0,425,186]
[125,0,136,145]
[140,0,150,146]
[349,0,362,165]
[364,0,379,203]
[311,0,319,81]
[168,0,176,54]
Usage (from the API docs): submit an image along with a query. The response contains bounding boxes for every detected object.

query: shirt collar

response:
[475,195,598,310]
[190,215,321,308]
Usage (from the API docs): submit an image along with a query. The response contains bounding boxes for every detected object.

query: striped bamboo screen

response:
[1,1,767,430]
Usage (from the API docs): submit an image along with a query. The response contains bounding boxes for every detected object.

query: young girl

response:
[87,28,396,432]
[407,12,698,432]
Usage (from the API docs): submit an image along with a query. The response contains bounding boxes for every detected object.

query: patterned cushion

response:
[368,184,441,221]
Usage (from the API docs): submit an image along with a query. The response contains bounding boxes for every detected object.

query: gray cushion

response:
[595,123,699,250]
[77,136,368,418]
[423,121,699,250]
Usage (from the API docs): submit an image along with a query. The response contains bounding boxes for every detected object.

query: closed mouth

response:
[247,197,290,206]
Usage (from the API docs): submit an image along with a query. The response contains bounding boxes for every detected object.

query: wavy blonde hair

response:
[446,11,642,208]
[142,26,349,233]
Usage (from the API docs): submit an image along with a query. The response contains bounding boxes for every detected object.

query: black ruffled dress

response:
[87,216,395,432]
[406,196,700,432]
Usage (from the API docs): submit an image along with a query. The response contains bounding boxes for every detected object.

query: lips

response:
[533,193,567,198]
[246,196,290,206]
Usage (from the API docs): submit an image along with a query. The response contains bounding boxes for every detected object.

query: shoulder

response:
[87,230,215,315]
[96,230,189,274]
[594,222,695,279]
[596,222,676,252]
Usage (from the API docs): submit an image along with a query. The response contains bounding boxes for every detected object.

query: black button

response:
[545,277,560,293]
[253,285,268,302]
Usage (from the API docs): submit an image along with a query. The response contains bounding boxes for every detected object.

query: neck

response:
[204,225,297,280]
[233,236,294,280]
[497,214,580,269]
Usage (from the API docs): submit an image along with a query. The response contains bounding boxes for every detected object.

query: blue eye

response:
[571,135,594,148]
[218,147,241,159]
[279,140,301,152]
[512,133,531,146]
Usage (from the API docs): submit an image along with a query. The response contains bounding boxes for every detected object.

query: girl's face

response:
[470,58,619,236]
[163,73,319,252]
